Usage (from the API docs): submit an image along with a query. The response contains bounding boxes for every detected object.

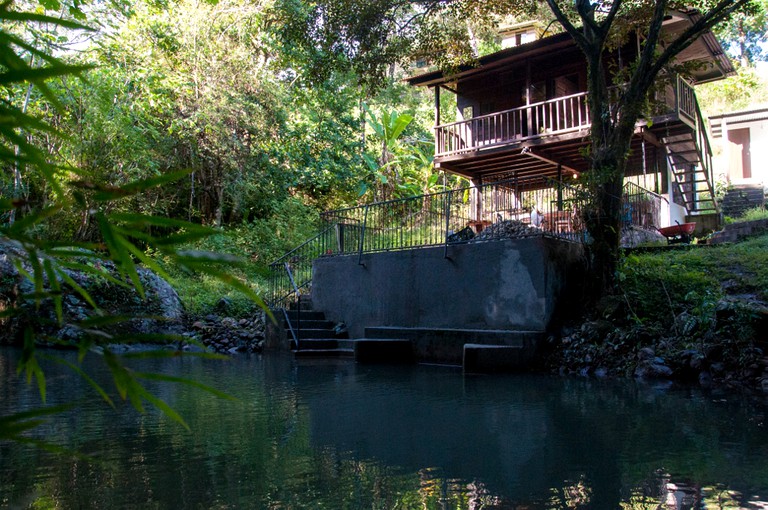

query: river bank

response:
[545,229,768,393]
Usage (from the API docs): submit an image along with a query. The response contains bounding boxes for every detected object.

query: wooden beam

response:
[521,147,578,174]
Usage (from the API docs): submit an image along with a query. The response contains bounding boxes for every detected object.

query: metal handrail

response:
[267,225,336,308]
[284,262,301,350]
[281,307,300,351]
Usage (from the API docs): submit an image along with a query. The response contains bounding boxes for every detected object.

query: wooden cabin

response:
[406,10,735,230]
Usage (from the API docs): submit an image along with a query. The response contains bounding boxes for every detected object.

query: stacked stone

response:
[474,220,541,241]
[190,314,265,354]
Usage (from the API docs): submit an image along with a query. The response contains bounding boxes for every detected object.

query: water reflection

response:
[1,348,767,509]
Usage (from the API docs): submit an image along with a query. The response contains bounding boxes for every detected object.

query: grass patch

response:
[725,206,768,224]
[619,232,768,326]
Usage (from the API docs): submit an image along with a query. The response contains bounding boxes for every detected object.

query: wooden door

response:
[728,127,752,179]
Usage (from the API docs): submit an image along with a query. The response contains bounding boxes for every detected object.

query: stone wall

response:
[709,218,768,244]
[311,236,587,339]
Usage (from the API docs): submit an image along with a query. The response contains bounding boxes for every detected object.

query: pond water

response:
[1,347,768,509]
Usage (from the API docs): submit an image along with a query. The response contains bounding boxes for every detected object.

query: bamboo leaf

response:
[0,10,93,31]
[134,371,236,401]
[0,404,74,444]
[19,329,46,402]
[54,267,100,309]
[43,259,63,324]
[135,386,189,430]
[122,350,227,361]
[45,356,115,409]
[91,170,192,201]
[108,213,217,233]
[0,65,94,86]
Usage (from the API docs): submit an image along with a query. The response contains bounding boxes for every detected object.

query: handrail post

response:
[444,189,453,259]
[358,205,369,266]
[284,262,301,350]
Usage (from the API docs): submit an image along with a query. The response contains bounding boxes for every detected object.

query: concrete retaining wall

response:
[311,236,586,339]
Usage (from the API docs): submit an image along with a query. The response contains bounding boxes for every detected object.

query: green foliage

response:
[713,0,768,65]
[169,199,321,316]
[361,104,440,201]
[724,205,768,223]
[697,65,768,114]
[619,233,768,330]
[0,1,260,444]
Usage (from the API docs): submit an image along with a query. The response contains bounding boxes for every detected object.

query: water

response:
[1,347,768,509]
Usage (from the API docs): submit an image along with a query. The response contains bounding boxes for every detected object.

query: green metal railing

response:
[266,177,666,308]
[267,176,590,307]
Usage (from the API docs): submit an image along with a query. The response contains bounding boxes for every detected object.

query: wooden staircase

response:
[662,131,718,216]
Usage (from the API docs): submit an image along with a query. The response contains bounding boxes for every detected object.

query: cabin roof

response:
[406,10,735,89]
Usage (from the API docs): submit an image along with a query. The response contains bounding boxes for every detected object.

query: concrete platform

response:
[364,326,543,366]
[463,343,525,373]
[353,338,413,363]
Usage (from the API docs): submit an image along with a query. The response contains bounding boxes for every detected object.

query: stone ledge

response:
[709,218,768,245]
[463,344,525,373]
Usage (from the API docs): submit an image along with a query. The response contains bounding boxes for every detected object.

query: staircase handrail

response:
[283,262,302,350]
[281,306,300,351]
[694,97,718,210]
[269,224,336,268]
[623,181,665,228]
[267,224,336,308]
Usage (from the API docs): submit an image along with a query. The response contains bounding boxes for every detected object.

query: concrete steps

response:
[282,301,351,356]
[364,326,543,371]
[463,344,525,373]
[280,302,541,372]
[294,348,355,358]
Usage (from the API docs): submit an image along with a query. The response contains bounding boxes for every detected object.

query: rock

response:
[638,347,656,360]
[620,226,666,248]
[649,363,673,377]
[187,312,266,355]
[215,297,232,313]
[0,241,186,345]
[635,361,673,379]
[699,371,713,387]
[220,317,238,329]
[710,362,725,376]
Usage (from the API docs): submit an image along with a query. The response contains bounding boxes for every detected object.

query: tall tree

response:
[540,0,752,297]
[714,0,768,65]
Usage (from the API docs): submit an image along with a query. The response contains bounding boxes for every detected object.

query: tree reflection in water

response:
[1,349,767,509]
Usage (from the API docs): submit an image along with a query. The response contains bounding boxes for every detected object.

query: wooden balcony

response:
[436,91,591,158]
[434,76,697,172]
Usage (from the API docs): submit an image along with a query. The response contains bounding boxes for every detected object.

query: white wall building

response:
[709,107,768,186]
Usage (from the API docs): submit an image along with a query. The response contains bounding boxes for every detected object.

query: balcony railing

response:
[435,76,697,158]
[436,92,590,157]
